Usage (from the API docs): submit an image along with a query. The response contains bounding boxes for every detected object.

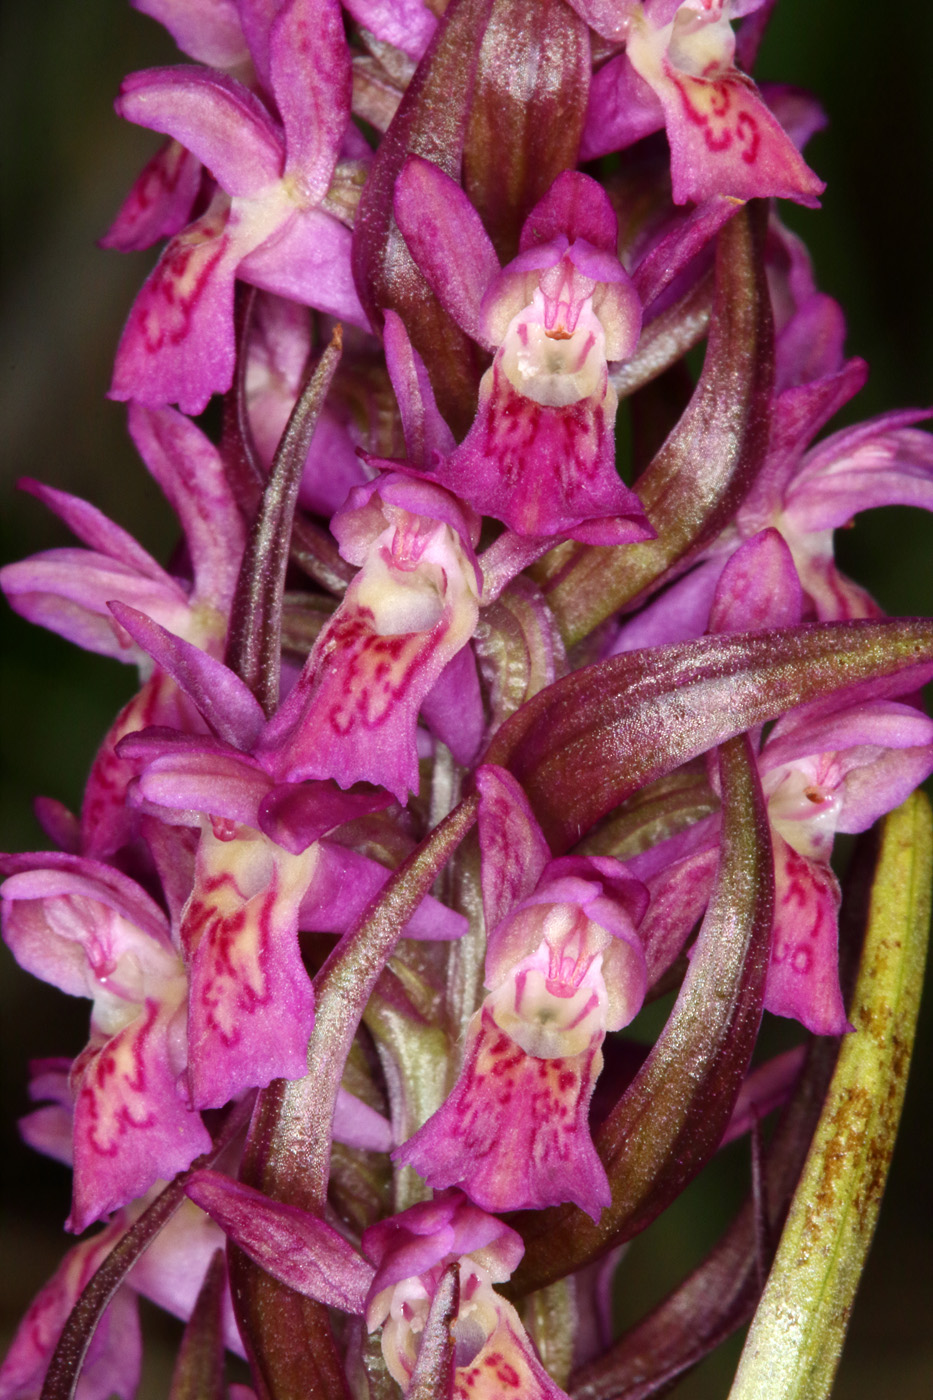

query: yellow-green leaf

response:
[729,790,933,1400]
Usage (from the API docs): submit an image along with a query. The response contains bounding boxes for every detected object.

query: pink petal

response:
[100,138,203,252]
[334,1086,393,1151]
[581,52,664,161]
[297,840,467,941]
[767,836,849,1036]
[136,751,272,828]
[393,156,500,346]
[127,403,246,610]
[610,558,723,654]
[395,1005,610,1220]
[33,797,82,854]
[786,415,933,532]
[363,1190,524,1298]
[239,205,367,326]
[1,854,173,989]
[70,998,211,1231]
[1,548,190,661]
[763,699,933,775]
[271,0,350,200]
[297,409,370,517]
[117,66,283,196]
[257,780,393,855]
[635,842,719,985]
[708,528,803,633]
[108,603,267,751]
[775,291,846,393]
[181,832,318,1107]
[110,197,241,415]
[837,744,933,833]
[519,171,619,256]
[132,0,251,68]
[259,616,441,800]
[342,0,438,59]
[419,645,484,766]
[632,195,741,310]
[564,0,635,40]
[20,1059,75,1167]
[737,359,868,531]
[17,478,172,580]
[237,0,284,89]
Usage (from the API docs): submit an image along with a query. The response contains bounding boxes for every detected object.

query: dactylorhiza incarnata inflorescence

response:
[2,2,933,1398]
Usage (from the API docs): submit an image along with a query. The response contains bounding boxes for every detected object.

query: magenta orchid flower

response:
[395,766,648,1218]
[0,854,211,1230]
[391,163,654,543]
[572,0,824,205]
[1,402,246,857]
[624,529,933,1035]
[171,1177,572,1396]
[105,603,467,1108]
[109,0,367,414]
[362,1190,571,1399]
[257,471,484,800]
[2,1064,244,1400]
[757,688,933,1031]
[612,262,933,650]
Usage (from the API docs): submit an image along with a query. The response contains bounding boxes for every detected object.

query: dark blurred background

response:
[1,2,931,1394]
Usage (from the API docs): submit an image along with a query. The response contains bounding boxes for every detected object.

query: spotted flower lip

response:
[621,530,933,1036]
[394,766,649,1218]
[0,853,211,1231]
[392,161,654,542]
[109,0,367,414]
[256,472,484,800]
[571,0,824,206]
